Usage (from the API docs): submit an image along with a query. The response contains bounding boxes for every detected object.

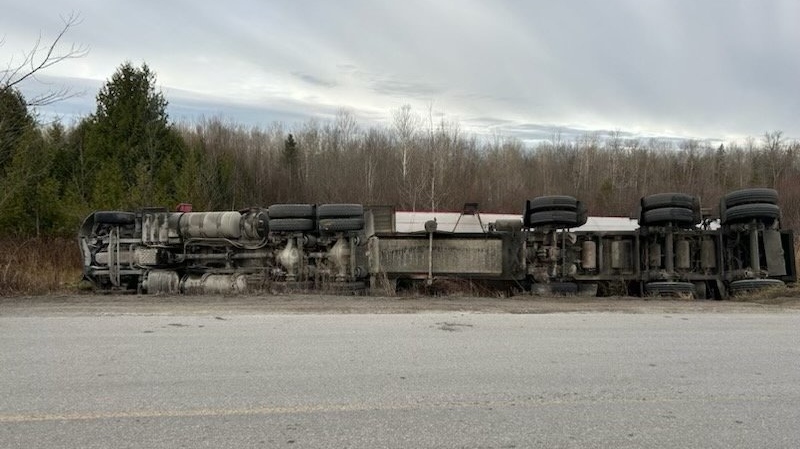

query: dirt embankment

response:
[2,294,800,317]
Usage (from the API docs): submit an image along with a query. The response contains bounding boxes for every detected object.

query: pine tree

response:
[0,88,36,173]
[81,62,186,209]
[283,133,301,199]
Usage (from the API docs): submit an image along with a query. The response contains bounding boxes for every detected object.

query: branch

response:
[0,12,89,106]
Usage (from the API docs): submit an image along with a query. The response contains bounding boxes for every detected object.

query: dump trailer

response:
[78,188,795,298]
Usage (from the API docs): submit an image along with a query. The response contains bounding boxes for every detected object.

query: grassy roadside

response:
[0,238,82,296]
[729,283,800,304]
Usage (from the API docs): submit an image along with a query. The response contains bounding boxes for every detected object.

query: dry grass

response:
[0,238,82,296]
[729,283,800,304]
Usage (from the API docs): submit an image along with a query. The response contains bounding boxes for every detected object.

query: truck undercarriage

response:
[79,188,795,298]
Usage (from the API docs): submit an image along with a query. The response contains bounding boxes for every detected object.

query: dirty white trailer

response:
[79,188,795,299]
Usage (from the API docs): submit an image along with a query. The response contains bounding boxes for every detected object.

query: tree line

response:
[2,62,799,237]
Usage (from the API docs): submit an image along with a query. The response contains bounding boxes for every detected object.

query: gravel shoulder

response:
[2,293,800,316]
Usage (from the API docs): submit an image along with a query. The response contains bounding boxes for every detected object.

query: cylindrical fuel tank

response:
[701,238,717,269]
[143,270,180,294]
[179,212,242,239]
[581,240,597,270]
[675,239,691,270]
[181,273,247,295]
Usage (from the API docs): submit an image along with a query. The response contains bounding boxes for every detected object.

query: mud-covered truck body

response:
[79,188,795,298]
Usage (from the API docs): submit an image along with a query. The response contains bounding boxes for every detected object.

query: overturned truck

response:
[79,188,796,298]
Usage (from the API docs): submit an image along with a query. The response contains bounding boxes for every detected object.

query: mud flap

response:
[763,230,786,276]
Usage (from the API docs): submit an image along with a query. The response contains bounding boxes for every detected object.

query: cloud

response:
[366,77,444,98]
[6,0,800,141]
[290,72,337,88]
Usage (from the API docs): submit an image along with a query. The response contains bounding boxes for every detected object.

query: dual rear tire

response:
[268,204,315,232]
[524,195,587,228]
[720,188,780,225]
[639,193,700,227]
[316,203,364,232]
[267,203,365,232]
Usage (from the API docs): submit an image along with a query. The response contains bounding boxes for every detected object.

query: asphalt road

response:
[1,304,799,448]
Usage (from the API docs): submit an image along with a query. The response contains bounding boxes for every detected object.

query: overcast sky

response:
[4,0,799,142]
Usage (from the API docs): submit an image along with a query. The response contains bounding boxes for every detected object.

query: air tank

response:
[649,243,662,268]
[494,219,523,233]
[675,239,691,270]
[701,238,717,269]
[581,240,597,270]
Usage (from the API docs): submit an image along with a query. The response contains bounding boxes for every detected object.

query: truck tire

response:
[640,207,698,226]
[721,203,780,224]
[723,188,778,208]
[268,218,314,232]
[644,281,696,298]
[550,282,579,294]
[577,283,599,297]
[268,204,314,219]
[528,210,581,228]
[728,278,784,296]
[527,195,579,213]
[318,217,365,232]
[530,282,578,295]
[94,211,136,225]
[641,193,698,211]
[316,203,364,218]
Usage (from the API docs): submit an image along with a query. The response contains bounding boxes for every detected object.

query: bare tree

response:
[0,12,89,106]
[392,104,420,181]
[762,131,788,188]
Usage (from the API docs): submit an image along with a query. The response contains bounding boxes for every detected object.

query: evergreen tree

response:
[81,62,186,209]
[283,133,301,198]
[0,88,36,173]
[0,88,63,235]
